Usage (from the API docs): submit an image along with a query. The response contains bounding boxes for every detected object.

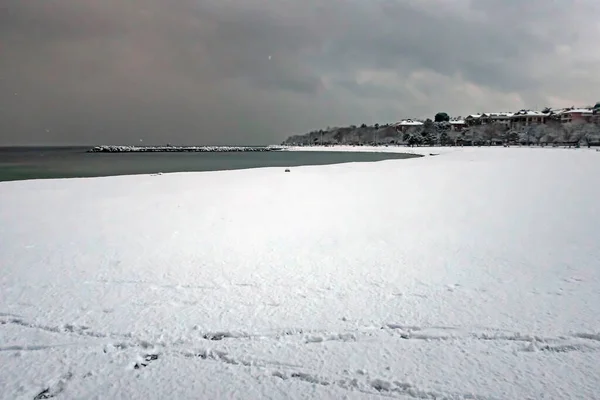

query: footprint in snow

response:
[133,354,159,369]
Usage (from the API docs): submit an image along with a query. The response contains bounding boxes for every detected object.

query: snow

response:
[557,109,593,115]
[1,146,600,399]
[513,110,551,117]
[393,119,424,127]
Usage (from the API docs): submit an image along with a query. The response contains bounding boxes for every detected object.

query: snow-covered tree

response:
[480,123,506,145]
[402,126,423,146]
[419,119,435,146]
[561,122,587,145]
[435,121,451,145]
[582,123,600,147]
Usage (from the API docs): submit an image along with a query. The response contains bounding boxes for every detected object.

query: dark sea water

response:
[0,147,420,182]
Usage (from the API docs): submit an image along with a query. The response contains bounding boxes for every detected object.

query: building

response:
[509,110,551,131]
[393,119,423,132]
[464,112,513,127]
[392,102,600,137]
[482,112,514,126]
[464,114,483,126]
[555,108,594,124]
[449,118,466,131]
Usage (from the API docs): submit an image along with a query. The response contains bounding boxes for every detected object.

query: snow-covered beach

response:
[1,146,599,399]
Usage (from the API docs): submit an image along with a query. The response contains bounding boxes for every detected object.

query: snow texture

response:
[1,146,599,399]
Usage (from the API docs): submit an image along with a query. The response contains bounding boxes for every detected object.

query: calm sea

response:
[0,147,420,182]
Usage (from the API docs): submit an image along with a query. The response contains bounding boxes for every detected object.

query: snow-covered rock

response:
[88,145,285,152]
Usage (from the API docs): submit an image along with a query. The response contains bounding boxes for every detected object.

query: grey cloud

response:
[314,2,550,91]
[1,0,598,145]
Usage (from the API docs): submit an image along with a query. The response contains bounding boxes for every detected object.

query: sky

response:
[1,0,599,146]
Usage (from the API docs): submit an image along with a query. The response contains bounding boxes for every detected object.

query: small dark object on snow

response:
[134,354,159,369]
[429,153,439,156]
[203,333,226,341]
[285,168,291,172]
[34,389,52,399]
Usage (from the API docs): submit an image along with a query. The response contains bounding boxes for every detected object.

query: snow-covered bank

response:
[1,148,600,399]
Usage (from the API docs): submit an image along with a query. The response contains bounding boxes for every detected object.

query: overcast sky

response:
[1,0,599,145]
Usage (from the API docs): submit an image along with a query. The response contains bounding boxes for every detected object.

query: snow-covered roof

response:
[512,110,550,117]
[556,108,593,115]
[466,112,513,119]
[393,119,423,126]
[450,119,465,124]
[484,112,514,118]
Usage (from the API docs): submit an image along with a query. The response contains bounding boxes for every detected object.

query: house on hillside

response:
[464,114,483,126]
[393,119,423,132]
[510,110,551,131]
[481,112,514,126]
[464,112,513,127]
[555,107,594,124]
[449,118,466,131]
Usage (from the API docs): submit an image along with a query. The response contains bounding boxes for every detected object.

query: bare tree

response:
[579,123,600,147]
[529,124,547,145]
[465,125,485,146]
[481,123,506,145]
[562,121,588,146]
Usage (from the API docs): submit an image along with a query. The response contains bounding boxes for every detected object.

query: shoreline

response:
[1,149,420,183]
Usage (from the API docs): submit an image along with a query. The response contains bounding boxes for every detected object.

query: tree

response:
[481,123,506,145]
[439,131,449,146]
[529,124,547,145]
[565,121,600,147]
[560,123,576,145]
[402,126,422,146]
[435,121,451,145]
[466,125,486,145]
[541,120,564,146]
[421,119,436,146]
[581,123,600,146]
[508,131,520,144]
[407,133,422,146]
[434,112,450,122]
